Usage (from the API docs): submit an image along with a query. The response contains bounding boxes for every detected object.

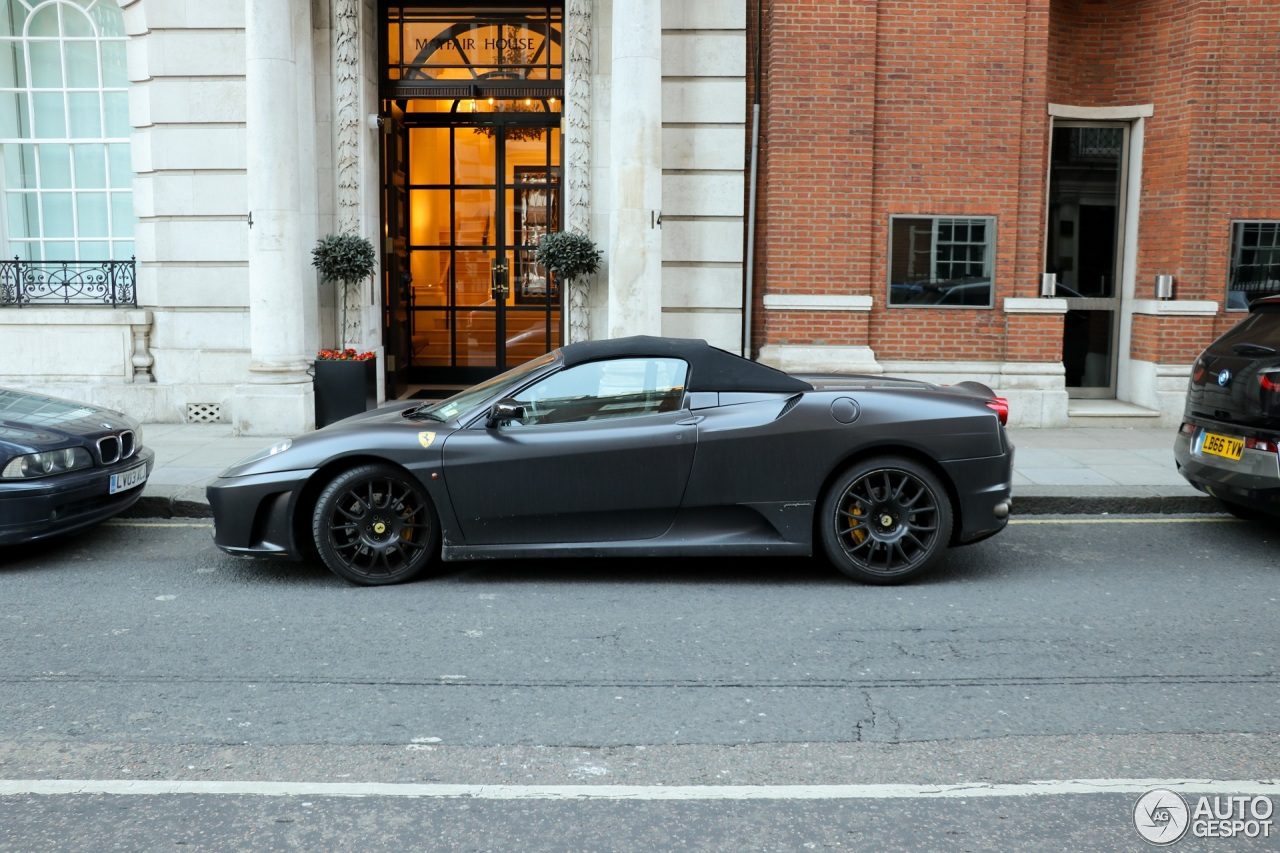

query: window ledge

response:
[762,294,873,312]
[1004,297,1068,314]
[1130,299,1219,316]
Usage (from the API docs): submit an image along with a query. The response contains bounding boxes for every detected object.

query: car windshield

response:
[417,352,559,422]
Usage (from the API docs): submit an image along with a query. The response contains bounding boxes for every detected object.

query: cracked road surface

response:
[1,515,1278,851]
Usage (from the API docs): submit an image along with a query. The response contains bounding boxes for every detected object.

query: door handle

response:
[491,260,509,300]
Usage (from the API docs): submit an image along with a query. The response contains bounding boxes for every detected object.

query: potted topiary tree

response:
[312,233,377,346]
[534,229,602,297]
[311,234,378,427]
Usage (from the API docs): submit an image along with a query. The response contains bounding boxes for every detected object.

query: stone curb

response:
[122,495,213,519]
[1010,494,1220,516]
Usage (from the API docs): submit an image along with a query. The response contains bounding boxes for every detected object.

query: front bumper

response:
[206,468,315,559]
[0,448,156,545]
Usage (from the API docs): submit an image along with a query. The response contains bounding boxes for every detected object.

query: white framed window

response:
[888,215,996,307]
[1227,221,1280,311]
[1,0,132,262]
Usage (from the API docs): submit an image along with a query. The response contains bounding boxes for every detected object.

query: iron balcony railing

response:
[0,257,137,308]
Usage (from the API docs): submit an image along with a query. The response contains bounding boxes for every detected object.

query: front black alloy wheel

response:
[311,463,440,585]
[819,456,954,584]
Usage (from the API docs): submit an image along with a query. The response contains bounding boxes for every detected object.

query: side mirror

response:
[486,399,526,428]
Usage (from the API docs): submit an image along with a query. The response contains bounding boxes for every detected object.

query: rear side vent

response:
[776,395,802,420]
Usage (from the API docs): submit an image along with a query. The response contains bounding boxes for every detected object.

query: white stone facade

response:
[1,0,752,434]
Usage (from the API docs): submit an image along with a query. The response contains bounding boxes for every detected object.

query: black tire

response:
[311,463,440,586]
[819,456,953,584]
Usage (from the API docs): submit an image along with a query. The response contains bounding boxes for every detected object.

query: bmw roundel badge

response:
[1218,369,1232,387]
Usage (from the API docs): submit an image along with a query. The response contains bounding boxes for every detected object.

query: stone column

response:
[606,0,662,338]
[563,0,593,343]
[237,0,315,434]
[334,0,365,347]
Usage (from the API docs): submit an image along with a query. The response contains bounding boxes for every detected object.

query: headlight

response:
[1,447,94,479]
[229,438,293,468]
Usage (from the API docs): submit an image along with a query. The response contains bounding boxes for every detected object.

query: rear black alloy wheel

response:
[311,463,439,585]
[819,457,953,584]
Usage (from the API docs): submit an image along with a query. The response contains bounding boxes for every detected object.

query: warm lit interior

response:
[404,102,561,369]
[386,10,563,375]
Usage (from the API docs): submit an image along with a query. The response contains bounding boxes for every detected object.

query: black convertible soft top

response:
[558,335,812,394]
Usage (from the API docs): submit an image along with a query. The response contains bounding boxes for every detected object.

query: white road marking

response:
[105,521,211,528]
[1010,517,1236,525]
[1,779,1276,800]
[109,517,1230,531]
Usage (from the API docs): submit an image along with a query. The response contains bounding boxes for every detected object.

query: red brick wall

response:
[1007,314,1064,363]
[1130,314,1216,363]
[752,0,1044,361]
[761,310,870,347]
[752,0,1280,366]
[755,1,1051,362]
[1050,1,1280,316]
[751,0,879,357]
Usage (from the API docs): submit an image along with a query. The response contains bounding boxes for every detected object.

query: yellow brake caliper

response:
[846,500,867,545]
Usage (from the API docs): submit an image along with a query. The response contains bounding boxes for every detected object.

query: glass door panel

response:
[408,188,450,248]
[454,249,495,307]
[454,187,494,246]
[407,124,449,183]
[1046,123,1127,397]
[502,125,560,367]
[409,248,450,368]
[402,119,560,382]
[454,130,494,185]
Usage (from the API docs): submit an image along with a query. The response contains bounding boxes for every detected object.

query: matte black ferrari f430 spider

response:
[207,336,1014,585]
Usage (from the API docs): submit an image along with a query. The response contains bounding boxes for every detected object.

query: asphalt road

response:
[1,514,1278,851]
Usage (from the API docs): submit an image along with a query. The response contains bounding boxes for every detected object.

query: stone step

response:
[1066,399,1167,430]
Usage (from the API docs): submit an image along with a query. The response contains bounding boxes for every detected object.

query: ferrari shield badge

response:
[418,431,436,448]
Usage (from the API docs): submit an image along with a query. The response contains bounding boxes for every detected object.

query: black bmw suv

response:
[1174,294,1280,518]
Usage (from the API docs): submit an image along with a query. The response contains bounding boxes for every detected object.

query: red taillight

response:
[1261,373,1280,392]
[986,397,1009,425]
[1246,436,1279,454]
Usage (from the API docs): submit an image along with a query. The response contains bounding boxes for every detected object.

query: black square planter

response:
[313,358,377,428]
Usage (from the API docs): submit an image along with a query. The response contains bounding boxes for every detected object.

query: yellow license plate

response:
[1201,431,1244,461]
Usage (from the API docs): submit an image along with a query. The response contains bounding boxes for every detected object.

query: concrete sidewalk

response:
[129,421,1212,518]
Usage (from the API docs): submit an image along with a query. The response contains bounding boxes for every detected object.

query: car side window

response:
[511,357,688,425]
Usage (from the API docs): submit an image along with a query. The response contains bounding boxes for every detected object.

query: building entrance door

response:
[397,109,561,387]
[1045,123,1129,398]
[381,4,564,390]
